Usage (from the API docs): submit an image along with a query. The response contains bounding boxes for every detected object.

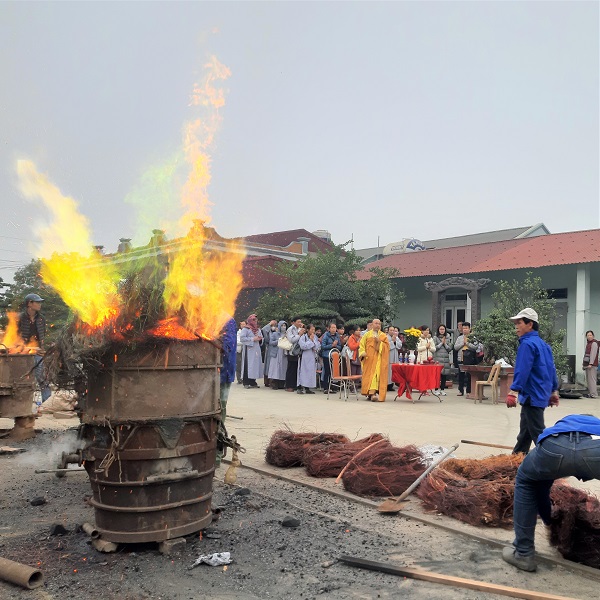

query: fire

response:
[15,56,244,341]
[148,317,197,340]
[17,160,121,328]
[0,312,38,354]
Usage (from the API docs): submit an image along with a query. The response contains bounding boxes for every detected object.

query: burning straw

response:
[304,434,390,478]
[549,484,600,569]
[341,444,425,497]
[265,430,350,468]
[416,454,524,528]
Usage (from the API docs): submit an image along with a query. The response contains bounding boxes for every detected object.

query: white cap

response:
[509,308,538,323]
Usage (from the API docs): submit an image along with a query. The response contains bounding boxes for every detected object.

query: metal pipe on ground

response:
[0,557,44,590]
[82,522,100,539]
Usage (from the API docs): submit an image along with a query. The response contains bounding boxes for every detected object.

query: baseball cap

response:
[509,308,538,323]
[24,293,44,303]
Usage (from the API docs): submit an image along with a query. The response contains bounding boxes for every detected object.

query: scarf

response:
[247,314,259,334]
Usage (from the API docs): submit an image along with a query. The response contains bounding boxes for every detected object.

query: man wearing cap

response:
[506,308,559,455]
[17,293,51,404]
[502,414,600,572]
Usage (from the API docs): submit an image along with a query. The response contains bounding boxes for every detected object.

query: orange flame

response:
[17,160,121,328]
[148,317,198,340]
[0,312,39,354]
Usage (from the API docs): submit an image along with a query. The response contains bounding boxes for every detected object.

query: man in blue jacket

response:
[506,308,559,455]
[503,414,600,572]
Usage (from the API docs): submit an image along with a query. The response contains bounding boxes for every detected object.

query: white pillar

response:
[575,264,591,380]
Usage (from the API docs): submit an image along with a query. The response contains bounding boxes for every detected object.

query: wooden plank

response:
[339,555,580,600]
[461,439,513,450]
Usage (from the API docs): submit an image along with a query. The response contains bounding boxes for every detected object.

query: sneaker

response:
[296,389,305,394]
[501,547,537,572]
[441,391,447,396]
[305,389,316,394]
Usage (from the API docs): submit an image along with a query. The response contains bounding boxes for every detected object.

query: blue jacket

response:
[511,331,559,408]
[220,318,237,385]
[538,414,600,443]
[320,331,341,358]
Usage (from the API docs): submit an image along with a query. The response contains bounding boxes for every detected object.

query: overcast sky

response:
[1,1,598,280]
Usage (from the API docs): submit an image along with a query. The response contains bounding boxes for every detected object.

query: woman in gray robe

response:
[267,321,288,389]
[433,324,452,395]
[387,327,403,391]
[240,314,263,388]
[297,324,320,394]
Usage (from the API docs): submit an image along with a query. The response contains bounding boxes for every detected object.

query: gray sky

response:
[1,1,598,280]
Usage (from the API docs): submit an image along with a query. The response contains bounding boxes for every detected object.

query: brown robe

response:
[359,331,390,400]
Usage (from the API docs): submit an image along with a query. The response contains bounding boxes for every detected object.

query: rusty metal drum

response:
[82,340,220,422]
[79,340,220,543]
[0,353,36,418]
[83,416,217,542]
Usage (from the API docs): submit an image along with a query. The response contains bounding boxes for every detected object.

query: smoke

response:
[14,430,86,470]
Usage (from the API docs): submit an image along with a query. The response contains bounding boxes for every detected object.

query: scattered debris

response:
[91,538,119,553]
[29,496,47,506]
[0,556,44,590]
[158,538,186,555]
[234,487,251,496]
[418,444,455,466]
[49,524,68,536]
[191,552,232,568]
[281,516,301,528]
[0,446,26,455]
[321,559,337,569]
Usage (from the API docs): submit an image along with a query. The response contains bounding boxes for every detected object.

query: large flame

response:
[15,56,244,340]
[17,160,121,328]
[162,56,245,337]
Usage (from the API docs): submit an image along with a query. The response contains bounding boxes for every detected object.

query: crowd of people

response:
[232,315,491,400]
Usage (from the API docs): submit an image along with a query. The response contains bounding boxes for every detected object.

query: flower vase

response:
[414,350,419,364]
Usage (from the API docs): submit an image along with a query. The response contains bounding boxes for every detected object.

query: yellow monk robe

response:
[359,330,390,401]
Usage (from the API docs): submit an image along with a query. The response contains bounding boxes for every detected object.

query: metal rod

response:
[461,439,513,450]
[34,468,86,474]
[227,415,243,420]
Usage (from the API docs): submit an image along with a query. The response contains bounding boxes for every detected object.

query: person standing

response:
[216,317,237,466]
[285,317,305,391]
[502,414,600,572]
[320,322,341,393]
[506,308,559,455]
[17,293,51,405]
[235,320,246,384]
[267,321,288,389]
[346,325,362,377]
[582,330,599,398]
[359,318,390,402]
[433,324,452,395]
[387,327,402,391]
[261,319,277,387]
[416,326,436,364]
[454,322,477,397]
[240,315,263,388]
[297,324,320,394]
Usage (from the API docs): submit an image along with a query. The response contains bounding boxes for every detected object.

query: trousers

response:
[513,402,546,455]
[513,432,600,556]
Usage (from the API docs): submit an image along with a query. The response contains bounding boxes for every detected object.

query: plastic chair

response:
[475,363,501,404]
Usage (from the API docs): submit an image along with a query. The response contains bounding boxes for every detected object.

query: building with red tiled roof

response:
[243,229,334,255]
[358,228,600,372]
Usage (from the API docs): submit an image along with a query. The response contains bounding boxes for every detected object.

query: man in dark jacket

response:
[506,308,559,455]
[217,317,237,466]
[503,414,600,572]
[17,293,51,404]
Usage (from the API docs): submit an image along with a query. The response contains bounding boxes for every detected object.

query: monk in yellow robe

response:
[359,318,390,401]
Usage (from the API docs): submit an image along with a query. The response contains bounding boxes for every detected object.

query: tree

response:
[0,259,70,342]
[254,243,401,326]
[471,273,567,376]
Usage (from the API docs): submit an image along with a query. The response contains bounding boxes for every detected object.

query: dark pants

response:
[438,373,447,391]
[321,356,332,390]
[513,433,600,556]
[242,357,257,387]
[285,357,298,389]
[458,368,471,394]
[513,402,546,455]
[235,352,242,383]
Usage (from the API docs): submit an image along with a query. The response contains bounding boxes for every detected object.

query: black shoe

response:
[501,547,537,572]
[305,389,315,394]
[244,385,251,389]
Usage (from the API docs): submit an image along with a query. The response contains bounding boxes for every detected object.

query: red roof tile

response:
[244,229,333,253]
[242,256,290,290]
[357,229,600,279]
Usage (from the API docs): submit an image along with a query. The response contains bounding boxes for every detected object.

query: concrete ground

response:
[224,382,600,496]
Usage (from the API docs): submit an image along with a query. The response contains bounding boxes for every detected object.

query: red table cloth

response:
[391,363,443,400]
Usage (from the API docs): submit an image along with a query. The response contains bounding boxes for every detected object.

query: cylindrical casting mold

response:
[82,340,220,422]
[0,557,44,590]
[0,354,36,418]
[83,417,217,542]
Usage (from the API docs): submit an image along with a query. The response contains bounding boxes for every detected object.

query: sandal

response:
[457,392,464,396]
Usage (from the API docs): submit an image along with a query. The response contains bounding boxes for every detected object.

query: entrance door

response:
[442,293,467,342]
